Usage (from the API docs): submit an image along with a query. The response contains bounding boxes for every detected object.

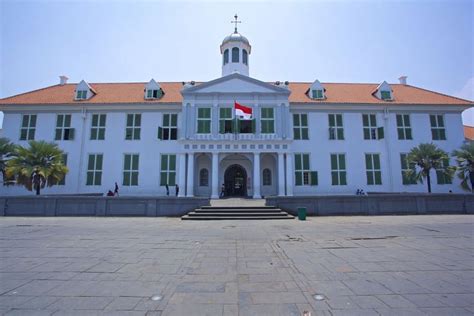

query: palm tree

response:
[0,137,16,185]
[407,143,454,193]
[452,142,474,192]
[6,141,68,195]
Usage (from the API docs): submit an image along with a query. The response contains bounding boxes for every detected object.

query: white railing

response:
[193,134,279,141]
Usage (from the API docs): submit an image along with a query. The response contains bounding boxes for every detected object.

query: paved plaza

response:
[0,215,473,315]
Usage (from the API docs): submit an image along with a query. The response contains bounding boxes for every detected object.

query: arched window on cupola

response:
[243,49,248,65]
[232,47,239,63]
[223,49,229,65]
[199,169,209,186]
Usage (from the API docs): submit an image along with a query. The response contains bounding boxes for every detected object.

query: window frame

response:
[55,114,75,141]
[400,153,417,185]
[219,108,233,134]
[293,113,309,140]
[396,114,412,140]
[262,168,272,186]
[160,154,176,186]
[365,153,382,185]
[260,107,275,134]
[197,107,211,134]
[231,47,239,63]
[90,114,106,140]
[159,113,178,140]
[430,114,446,140]
[76,90,87,100]
[311,89,323,99]
[86,153,103,186]
[295,153,311,186]
[331,153,347,186]
[328,114,344,140]
[123,153,139,186]
[20,114,37,141]
[125,113,141,140]
[199,168,209,187]
[380,90,391,100]
[362,114,379,140]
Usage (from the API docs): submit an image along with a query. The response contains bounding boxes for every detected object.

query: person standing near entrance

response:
[220,184,225,198]
[175,184,179,197]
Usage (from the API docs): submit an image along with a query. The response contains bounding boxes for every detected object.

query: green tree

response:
[0,137,16,185]
[452,142,474,192]
[407,143,454,193]
[6,141,68,195]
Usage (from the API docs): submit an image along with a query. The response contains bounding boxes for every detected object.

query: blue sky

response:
[1,0,473,127]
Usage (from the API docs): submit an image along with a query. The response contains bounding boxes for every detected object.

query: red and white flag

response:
[234,101,252,120]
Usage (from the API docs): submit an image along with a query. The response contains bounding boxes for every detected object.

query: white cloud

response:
[455,77,474,127]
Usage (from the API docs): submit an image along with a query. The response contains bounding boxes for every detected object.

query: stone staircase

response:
[181,199,294,220]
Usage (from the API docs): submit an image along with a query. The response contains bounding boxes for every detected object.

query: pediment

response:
[182,73,289,95]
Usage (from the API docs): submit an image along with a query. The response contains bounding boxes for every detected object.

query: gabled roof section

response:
[145,79,161,90]
[182,73,290,95]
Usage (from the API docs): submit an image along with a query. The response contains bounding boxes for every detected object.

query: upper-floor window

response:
[20,114,36,141]
[380,90,391,100]
[146,89,162,99]
[396,114,412,140]
[223,49,229,65]
[430,114,446,140]
[232,47,239,63]
[294,153,317,186]
[197,108,211,134]
[312,89,323,99]
[365,153,382,185]
[261,108,274,134]
[55,114,75,141]
[293,114,308,140]
[158,114,178,140]
[125,114,141,140]
[362,114,384,140]
[90,114,106,140]
[76,90,87,100]
[328,114,344,140]
[237,119,254,134]
[243,49,248,65]
[219,108,233,134]
[263,168,272,186]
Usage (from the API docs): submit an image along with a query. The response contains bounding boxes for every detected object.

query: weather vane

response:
[231,14,241,33]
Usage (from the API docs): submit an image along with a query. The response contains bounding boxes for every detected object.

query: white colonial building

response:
[0,26,472,197]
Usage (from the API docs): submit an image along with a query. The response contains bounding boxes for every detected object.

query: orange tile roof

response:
[465,125,474,140]
[0,81,472,106]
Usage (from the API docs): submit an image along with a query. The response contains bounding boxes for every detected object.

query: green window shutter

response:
[163,114,169,126]
[99,114,106,126]
[301,114,307,126]
[92,114,98,126]
[20,129,27,141]
[126,114,133,126]
[132,155,139,170]
[124,154,131,170]
[439,129,446,140]
[429,115,436,127]
[134,128,141,140]
[131,172,138,186]
[375,171,382,185]
[295,154,302,170]
[362,114,368,127]
[331,171,338,185]
[302,154,310,170]
[294,128,300,140]
[160,172,167,186]
[171,114,177,126]
[367,171,373,185]
[339,155,346,169]
[55,129,62,140]
[396,115,402,126]
[397,128,404,140]
[219,120,225,134]
[373,155,381,169]
[365,154,372,169]
[64,115,71,127]
[310,171,318,186]
[330,154,337,169]
[336,114,342,126]
[437,115,444,127]
[123,172,130,186]
[86,172,94,185]
[158,127,163,140]
[169,155,176,170]
[406,128,412,140]
[340,172,347,185]
[328,114,335,127]
[400,154,407,169]
[169,172,176,186]
[98,128,105,140]
[95,172,102,185]
[302,128,309,140]
[363,128,370,140]
[295,172,302,186]
[135,114,141,126]
[337,128,344,140]
[68,128,75,140]
[21,115,28,127]
[377,127,384,139]
[91,128,97,140]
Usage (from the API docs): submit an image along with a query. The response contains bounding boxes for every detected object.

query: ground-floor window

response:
[331,153,347,185]
[160,154,176,186]
[365,153,382,185]
[123,154,139,186]
[199,168,209,186]
[262,168,272,185]
[86,154,103,186]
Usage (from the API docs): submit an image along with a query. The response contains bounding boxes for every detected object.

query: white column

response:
[186,153,194,197]
[211,152,219,198]
[178,154,186,197]
[286,153,294,196]
[253,152,261,199]
[278,153,285,196]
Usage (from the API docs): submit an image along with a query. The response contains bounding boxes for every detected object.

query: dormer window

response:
[381,90,391,100]
[146,89,162,99]
[312,89,323,99]
[76,90,87,100]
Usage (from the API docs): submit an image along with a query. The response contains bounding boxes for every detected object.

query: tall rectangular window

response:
[295,154,311,186]
[125,114,141,140]
[55,114,75,141]
[293,114,309,140]
[160,154,176,186]
[158,114,178,140]
[20,114,36,140]
[400,153,416,185]
[436,158,452,185]
[123,154,139,186]
[430,114,446,140]
[396,114,412,140]
[90,114,106,140]
[331,154,347,185]
[197,108,211,134]
[261,108,275,134]
[58,154,67,185]
[219,108,233,134]
[328,114,344,140]
[365,153,382,185]
[86,154,103,186]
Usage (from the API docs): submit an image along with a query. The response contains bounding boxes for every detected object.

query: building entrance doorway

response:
[224,164,247,197]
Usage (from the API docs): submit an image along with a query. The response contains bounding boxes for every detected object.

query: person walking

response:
[114,182,119,196]
[175,184,179,197]
[220,184,225,198]
[165,184,169,196]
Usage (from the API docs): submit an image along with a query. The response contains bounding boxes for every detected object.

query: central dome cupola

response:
[220,14,251,77]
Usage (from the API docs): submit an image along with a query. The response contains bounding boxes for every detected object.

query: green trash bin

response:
[297,207,307,221]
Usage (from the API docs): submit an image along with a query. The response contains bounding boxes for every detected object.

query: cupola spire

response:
[231,14,241,33]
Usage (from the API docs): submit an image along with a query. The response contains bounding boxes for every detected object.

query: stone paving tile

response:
[0,215,473,315]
